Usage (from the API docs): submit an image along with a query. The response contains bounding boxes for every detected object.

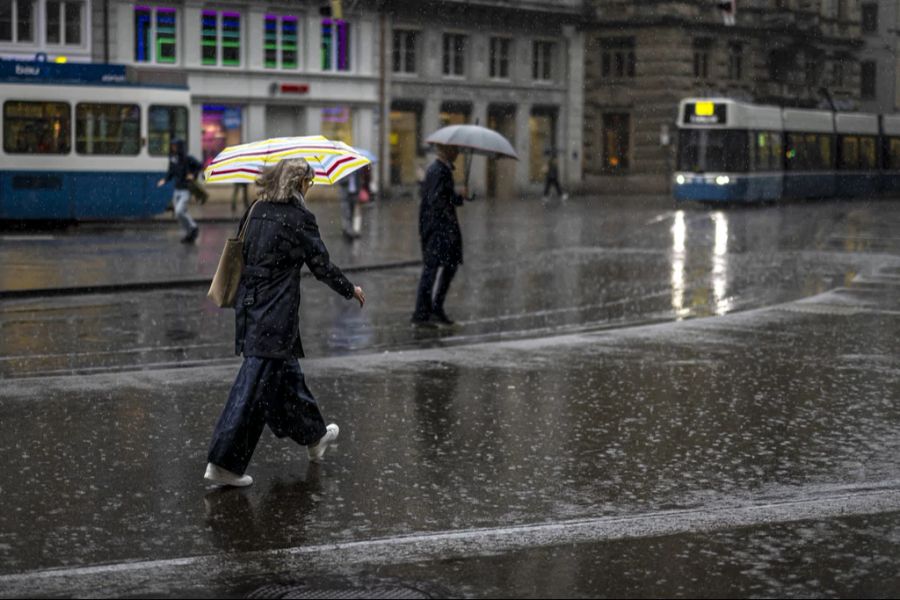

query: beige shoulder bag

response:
[207,201,260,308]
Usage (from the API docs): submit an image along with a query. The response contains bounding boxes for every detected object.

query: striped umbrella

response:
[203,135,371,186]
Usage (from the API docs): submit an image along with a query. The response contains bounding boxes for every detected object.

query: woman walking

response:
[205,158,366,487]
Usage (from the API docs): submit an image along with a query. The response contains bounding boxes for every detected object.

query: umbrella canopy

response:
[425,124,518,160]
[203,135,371,186]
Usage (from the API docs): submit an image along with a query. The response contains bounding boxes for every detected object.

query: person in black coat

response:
[205,158,366,487]
[411,144,469,327]
[157,139,202,243]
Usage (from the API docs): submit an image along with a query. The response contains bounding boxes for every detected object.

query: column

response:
[515,102,532,194]
[245,104,266,146]
[246,3,266,70]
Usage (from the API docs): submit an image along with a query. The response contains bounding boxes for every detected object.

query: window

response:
[693,38,712,79]
[861,60,877,100]
[727,42,742,80]
[753,131,784,171]
[862,2,878,33]
[321,106,353,144]
[533,41,554,81]
[3,101,71,154]
[76,103,140,155]
[601,37,635,78]
[886,138,900,170]
[321,18,350,71]
[46,1,82,45]
[833,60,844,87]
[134,6,176,64]
[805,58,820,86]
[0,0,35,43]
[785,133,833,171]
[489,37,511,79]
[443,33,466,76]
[392,29,416,74]
[149,105,188,156]
[264,14,299,69]
[602,113,631,172]
[202,10,241,67]
[677,129,750,172]
[838,135,875,170]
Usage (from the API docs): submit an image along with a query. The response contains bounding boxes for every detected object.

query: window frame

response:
[3,99,72,155]
[392,28,417,74]
[532,40,555,82]
[600,37,635,79]
[46,0,85,47]
[134,5,178,65]
[0,0,36,44]
[264,13,300,70]
[442,32,467,77]
[321,18,351,72]
[489,36,512,80]
[74,102,142,156]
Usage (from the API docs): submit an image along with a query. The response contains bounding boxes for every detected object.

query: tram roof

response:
[882,114,900,136]
[0,59,187,89]
[677,97,780,129]
[782,109,834,133]
[834,113,879,135]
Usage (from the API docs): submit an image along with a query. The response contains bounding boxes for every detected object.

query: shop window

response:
[602,113,630,172]
[533,41,554,81]
[46,1,83,46]
[321,106,353,144]
[489,37,511,79]
[392,29,417,74]
[264,14,299,69]
[134,5,176,64]
[202,105,242,167]
[148,105,188,156]
[321,19,350,71]
[389,105,422,185]
[1,0,35,43]
[75,103,141,155]
[442,33,466,77]
[3,100,70,154]
[529,109,556,182]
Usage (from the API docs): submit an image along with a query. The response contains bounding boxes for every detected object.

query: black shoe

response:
[431,312,455,326]
[181,226,199,244]
[410,317,438,329]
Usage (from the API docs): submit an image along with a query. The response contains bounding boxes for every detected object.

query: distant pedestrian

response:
[205,158,366,488]
[411,144,468,328]
[231,182,250,213]
[157,139,201,244]
[542,154,568,205]
[338,169,360,240]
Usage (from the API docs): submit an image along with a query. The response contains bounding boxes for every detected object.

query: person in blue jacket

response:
[157,139,201,243]
[204,158,366,487]
[411,144,469,327]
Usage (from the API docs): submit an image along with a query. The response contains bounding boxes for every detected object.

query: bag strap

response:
[236,200,262,242]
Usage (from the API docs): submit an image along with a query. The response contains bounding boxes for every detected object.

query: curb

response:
[0,259,422,300]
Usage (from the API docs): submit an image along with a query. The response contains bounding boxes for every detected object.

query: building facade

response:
[583,0,865,195]
[857,0,900,114]
[382,0,585,199]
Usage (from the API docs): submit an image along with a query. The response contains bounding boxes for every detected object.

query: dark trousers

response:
[413,262,458,321]
[208,357,327,475]
[544,176,562,197]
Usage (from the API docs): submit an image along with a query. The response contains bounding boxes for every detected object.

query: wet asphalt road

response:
[1,196,899,597]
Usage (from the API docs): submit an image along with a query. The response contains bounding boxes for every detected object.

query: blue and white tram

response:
[781,108,834,199]
[0,60,190,220]
[673,98,783,202]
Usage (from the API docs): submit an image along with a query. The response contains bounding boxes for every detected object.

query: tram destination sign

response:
[683,102,728,125]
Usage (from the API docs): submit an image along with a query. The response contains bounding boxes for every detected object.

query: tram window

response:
[839,135,860,170]
[3,101,71,154]
[677,129,748,172]
[818,135,833,169]
[887,138,900,169]
[148,105,188,156]
[771,132,783,170]
[754,131,783,171]
[785,133,806,170]
[859,136,876,169]
[76,103,141,155]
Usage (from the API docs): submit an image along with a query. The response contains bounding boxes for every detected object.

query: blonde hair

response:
[255,158,314,202]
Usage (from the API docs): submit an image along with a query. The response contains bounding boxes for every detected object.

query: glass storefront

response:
[321,105,353,145]
[529,108,556,182]
[389,105,421,185]
[202,104,242,167]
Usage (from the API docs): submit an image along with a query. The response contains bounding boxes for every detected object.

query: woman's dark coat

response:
[234,199,354,359]
[419,159,464,267]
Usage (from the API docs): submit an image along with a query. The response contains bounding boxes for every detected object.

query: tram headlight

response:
[715,175,730,185]
[675,174,686,185]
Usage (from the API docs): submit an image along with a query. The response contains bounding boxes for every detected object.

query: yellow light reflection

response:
[711,212,732,315]
[671,211,689,319]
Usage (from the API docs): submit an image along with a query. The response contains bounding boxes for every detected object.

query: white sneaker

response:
[308,423,340,463]
[204,462,253,487]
